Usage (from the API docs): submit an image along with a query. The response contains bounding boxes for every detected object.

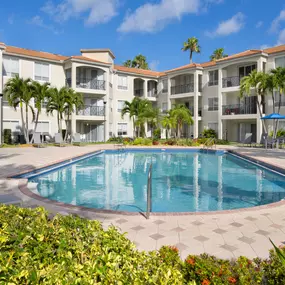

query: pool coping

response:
[14,147,285,217]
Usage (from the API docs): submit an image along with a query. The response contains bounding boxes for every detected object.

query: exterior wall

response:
[81,51,114,64]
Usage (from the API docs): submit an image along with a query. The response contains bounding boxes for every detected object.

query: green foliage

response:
[210,48,228,61]
[181,37,201,63]
[269,129,285,138]
[133,138,153,146]
[153,128,161,140]
[107,136,124,143]
[202,128,217,138]
[4,129,12,144]
[123,54,150,70]
[1,206,285,284]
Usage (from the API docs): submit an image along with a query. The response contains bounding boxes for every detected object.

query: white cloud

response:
[256,21,263,28]
[118,0,201,33]
[41,0,118,25]
[8,14,14,25]
[277,28,285,45]
[29,16,63,35]
[149,60,160,70]
[205,12,245,37]
[270,9,285,33]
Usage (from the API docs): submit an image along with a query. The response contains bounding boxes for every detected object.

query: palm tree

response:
[63,88,83,142]
[181,37,201,64]
[144,106,161,138]
[46,87,69,138]
[121,98,140,137]
[162,114,177,139]
[123,60,132,68]
[210,48,228,61]
[4,76,33,143]
[169,104,194,138]
[240,70,268,135]
[30,81,50,143]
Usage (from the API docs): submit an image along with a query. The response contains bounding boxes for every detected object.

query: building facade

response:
[0,42,285,144]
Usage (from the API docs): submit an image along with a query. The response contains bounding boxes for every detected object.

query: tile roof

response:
[70,55,111,65]
[114,65,163,77]
[216,50,262,62]
[5,45,68,61]
[164,63,200,73]
[263,44,285,54]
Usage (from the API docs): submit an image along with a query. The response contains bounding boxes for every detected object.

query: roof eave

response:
[66,57,112,67]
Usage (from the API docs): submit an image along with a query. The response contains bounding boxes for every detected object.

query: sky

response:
[0,0,285,71]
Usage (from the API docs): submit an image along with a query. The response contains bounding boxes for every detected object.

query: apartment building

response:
[0,42,285,144]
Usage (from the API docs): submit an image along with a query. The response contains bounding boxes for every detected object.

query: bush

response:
[153,128,161,140]
[4,129,12,144]
[108,136,124,143]
[202,128,217,138]
[1,205,285,284]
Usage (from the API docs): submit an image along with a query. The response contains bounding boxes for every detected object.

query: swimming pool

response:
[28,149,285,213]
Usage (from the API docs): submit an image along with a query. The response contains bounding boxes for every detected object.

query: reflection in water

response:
[31,150,285,212]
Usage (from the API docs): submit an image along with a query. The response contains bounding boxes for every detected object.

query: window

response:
[35,62,50,82]
[239,64,256,77]
[35,121,49,133]
[208,97,219,111]
[208,70,218,86]
[162,79,168,93]
[198,74,202,91]
[117,123,127,136]
[208,123,218,133]
[275,56,285,68]
[3,120,20,133]
[162,102,168,113]
[118,75,128,90]
[117,100,125,112]
[3,56,19,77]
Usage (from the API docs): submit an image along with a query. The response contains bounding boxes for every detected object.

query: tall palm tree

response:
[144,106,161,138]
[271,67,285,137]
[169,104,194,138]
[30,81,50,143]
[123,60,132,68]
[162,114,177,139]
[46,87,69,138]
[210,48,228,61]
[240,70,268,135]
[63,88,83,142]
[181,37,201,64]
[4,76,33,143]
[133,54,149,70]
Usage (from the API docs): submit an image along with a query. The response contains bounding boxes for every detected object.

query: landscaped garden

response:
[1,205,285,284]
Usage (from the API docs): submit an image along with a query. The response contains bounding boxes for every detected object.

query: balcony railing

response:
[77,106,105,116]
[76,78,106,90]
[148,89,158,97]
[208,80,218,87]
[171,83,194,95]
[134,89,144,96]
[222,104,257,115]
[189,107,202,117]
[222,76,240,88]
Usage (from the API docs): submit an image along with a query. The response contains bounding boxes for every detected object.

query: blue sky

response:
[0,0,285,71]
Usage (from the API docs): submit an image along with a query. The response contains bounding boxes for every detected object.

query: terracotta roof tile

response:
[263,45,285,54]
[216,50,262,62]
[165,63,200,73]
[114,65,162,77]
[5,45,68,61]
[70,55,111,65]
[200,61,216,67]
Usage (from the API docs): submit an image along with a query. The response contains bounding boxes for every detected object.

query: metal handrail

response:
[203,138,216,150]
[146,163,153,219]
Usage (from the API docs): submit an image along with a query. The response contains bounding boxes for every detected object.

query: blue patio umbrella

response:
[261,113,285,120]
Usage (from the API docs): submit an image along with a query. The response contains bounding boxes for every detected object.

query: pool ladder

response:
[203,138,217,151]
[146,163,153,219]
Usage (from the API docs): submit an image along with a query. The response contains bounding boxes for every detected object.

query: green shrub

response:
[108,136,124,143]
[269,129,285,138]
[133,137,143,145]
[142,138,153,146]
[1,205,285,284]
[153,128,161,140]
[4,129,12,144]
[202,128,217,138]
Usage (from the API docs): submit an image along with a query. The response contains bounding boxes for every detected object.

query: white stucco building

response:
[0,42,285,144]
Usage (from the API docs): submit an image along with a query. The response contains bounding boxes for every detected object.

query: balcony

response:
[222,76,240,88]
[77,106,105,116]
[76,78,105,90]
[134,89,144,97]
[189,107,202,117]
[222,104,257,115]
[171,83,194,95]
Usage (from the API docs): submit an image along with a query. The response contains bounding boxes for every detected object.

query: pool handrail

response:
[146,163,153,219]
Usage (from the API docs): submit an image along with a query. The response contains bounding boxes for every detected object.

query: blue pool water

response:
[30,149,285,212]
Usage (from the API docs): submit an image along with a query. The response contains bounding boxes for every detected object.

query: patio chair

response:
[260,133,276,149]
[72,133,84,146]
[241,133,252,147]
[54,133,67,147]
[33,132,46,148]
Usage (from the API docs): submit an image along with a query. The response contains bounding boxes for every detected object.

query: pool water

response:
[30,149,285,212]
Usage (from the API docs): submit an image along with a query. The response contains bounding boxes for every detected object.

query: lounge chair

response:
[54,133,67,147]
[241,133,252,147]
[260,133,276,149]
[72,133,84,146]
[33,133,46,148]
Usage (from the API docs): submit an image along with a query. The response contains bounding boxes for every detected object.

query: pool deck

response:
[1,144,285,260]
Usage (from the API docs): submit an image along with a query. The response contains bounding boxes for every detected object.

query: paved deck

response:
[1,145,285,260]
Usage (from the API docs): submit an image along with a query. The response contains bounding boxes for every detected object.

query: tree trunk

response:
[190,51,193,64]
[274,91,282,139]
[58,112,62,137]
[133,117,136,138]
[25,104,30,143]
[19,105,26,144]
[31,111,40,143]
[257,100,267,135]
[64,111,70,142]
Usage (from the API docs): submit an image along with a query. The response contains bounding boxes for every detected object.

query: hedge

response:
[0,205,285,284]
